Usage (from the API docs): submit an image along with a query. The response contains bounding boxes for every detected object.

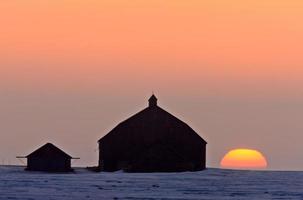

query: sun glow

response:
[220,149,268,170]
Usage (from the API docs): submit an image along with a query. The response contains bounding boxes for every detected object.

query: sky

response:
[1,0,303,170]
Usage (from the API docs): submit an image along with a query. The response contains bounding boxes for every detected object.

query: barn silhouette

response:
[18,143,78,172]
[98,95,207,172]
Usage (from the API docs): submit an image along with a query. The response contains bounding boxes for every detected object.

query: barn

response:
[20,143,77,172]
[98,95,207,172]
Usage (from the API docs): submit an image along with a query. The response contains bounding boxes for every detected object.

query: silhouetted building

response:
[20,143,78,172]
[98,95,207,172]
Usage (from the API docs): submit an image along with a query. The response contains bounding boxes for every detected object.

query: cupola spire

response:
[148,94,158,107]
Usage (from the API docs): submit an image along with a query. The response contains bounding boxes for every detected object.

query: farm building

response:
[19,143,78,172]
[98,95,207,172]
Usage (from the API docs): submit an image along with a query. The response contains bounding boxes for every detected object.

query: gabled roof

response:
[99,95,207,144]
[26,143,72,159]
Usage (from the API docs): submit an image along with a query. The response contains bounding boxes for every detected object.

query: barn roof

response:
[98,95,207,144]
[26,143,72,159]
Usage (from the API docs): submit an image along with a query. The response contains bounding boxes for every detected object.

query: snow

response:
[0,166,302,200]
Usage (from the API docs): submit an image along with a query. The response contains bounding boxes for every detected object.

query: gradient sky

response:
[1,0,303,170]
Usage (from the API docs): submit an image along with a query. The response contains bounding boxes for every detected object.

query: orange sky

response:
[1,1,303,85]
[1,0,303,169]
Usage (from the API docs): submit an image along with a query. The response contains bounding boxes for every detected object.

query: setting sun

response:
[221,149,268,170]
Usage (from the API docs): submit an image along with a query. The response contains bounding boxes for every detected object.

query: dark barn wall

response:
[99,129,207,172]
[99,140,206,172]
[27,156,71,172]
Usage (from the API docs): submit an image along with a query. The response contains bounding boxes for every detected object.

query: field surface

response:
[0,166,302,200]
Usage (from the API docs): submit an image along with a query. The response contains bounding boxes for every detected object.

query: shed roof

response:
[26,143,72,159]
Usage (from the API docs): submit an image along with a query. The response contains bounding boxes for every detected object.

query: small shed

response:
[18,143,78,172]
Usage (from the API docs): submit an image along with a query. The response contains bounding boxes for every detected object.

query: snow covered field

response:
[0,166,302,200]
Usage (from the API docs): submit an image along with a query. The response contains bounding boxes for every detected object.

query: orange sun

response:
[220,149,268,170]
